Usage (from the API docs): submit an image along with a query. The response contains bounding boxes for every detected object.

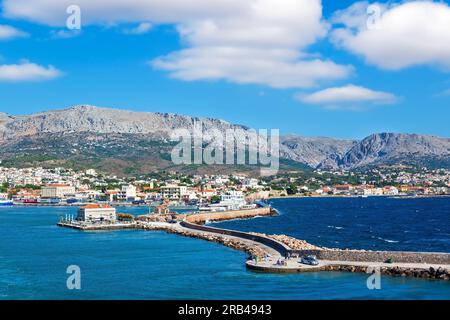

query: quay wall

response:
[246,262,450,280]
[180,220,290,255]
[57,222,138,231]
[185,207,274,224]
[294,249,450,265]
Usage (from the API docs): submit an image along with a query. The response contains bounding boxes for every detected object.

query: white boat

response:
[0,199,14,206]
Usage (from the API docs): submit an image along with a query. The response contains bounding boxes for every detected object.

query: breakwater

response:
[57,206,450,281]
[246,261,450,280]
[295,249,450,265]
[185,207,275,224]
[179,220,450,280]
[138,221,269,258]
[180,220,290,255]
[323,265,450,280]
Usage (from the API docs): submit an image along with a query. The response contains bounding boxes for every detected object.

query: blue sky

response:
[0,0,449,139]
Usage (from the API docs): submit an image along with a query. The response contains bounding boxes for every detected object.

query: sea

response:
[0,197,449,300]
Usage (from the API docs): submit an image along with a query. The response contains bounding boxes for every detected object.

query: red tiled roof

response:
[81,204,113,209]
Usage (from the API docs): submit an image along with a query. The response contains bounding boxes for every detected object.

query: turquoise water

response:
[0,201,449,300]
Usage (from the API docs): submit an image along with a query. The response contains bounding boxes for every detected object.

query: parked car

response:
[300,255,319,266]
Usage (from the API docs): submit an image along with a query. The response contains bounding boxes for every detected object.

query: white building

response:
[77,204,116,223]
[117,184,137,201]
[200,189,216,199]
[383,186,399,195]
[242,178,260,190]
[85,169,97,176]
[161,185,187,200]
[211,191,246,210]
[41,184,75,199]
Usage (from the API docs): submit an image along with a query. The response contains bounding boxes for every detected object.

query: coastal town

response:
[1,165,450,282]
[0,165,449,207]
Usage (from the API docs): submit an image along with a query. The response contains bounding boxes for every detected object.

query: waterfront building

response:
[213,191,246,210]
[161,185,187,200]
[41,184,75,199]
[144,192,162,201]
[200,189,216,199]
[104,190,118,202]
[334,184,354,194]
[117,184,137,202]
[77,204,116,223]
[383,186,399,195]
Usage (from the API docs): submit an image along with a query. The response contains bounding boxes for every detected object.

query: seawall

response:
[180,220,290,255]
[186,207,275,224]
[295,249,450,265]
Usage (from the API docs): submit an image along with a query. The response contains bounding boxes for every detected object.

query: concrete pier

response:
[57,221,138,230]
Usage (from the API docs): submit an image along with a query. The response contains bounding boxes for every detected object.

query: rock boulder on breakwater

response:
[250,233,322,250]
[324,265,450,280]
[186,207,274,224]
[138,222,266,258]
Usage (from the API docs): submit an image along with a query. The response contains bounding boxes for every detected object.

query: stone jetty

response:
[185,207,276,224]
[58,207,450,281]
[138,221,268,258]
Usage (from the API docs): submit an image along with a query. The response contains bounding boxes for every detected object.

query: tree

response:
[117,213,135,221]
[0,182,8,193]
[210,195,220,204]
[286,184,298,195]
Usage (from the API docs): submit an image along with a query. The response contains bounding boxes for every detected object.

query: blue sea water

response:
[216,197,450,253]
[0,198,449,300]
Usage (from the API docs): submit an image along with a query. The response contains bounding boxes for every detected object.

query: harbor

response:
[56,203,450,281]
[3,197,450,299]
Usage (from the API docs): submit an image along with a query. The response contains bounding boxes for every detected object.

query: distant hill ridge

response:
[0,105,449,173]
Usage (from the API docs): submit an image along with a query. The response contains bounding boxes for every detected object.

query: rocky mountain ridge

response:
[1,105,449,173]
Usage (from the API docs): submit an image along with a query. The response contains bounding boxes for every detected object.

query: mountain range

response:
[0,105,449,175]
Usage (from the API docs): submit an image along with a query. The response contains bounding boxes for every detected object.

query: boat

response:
[0,199,14,206]
[23,199,38,204]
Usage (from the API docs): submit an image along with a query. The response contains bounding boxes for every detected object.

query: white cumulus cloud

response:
[152,47,351,89]
[331,1,450,70]
[2,0,352,88]
[123,22,153,35]
[0,62,62,81]
[0,24,28,40]
[296,84,397,110]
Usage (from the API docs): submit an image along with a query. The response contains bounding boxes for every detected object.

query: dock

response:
[57,221,138,230]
